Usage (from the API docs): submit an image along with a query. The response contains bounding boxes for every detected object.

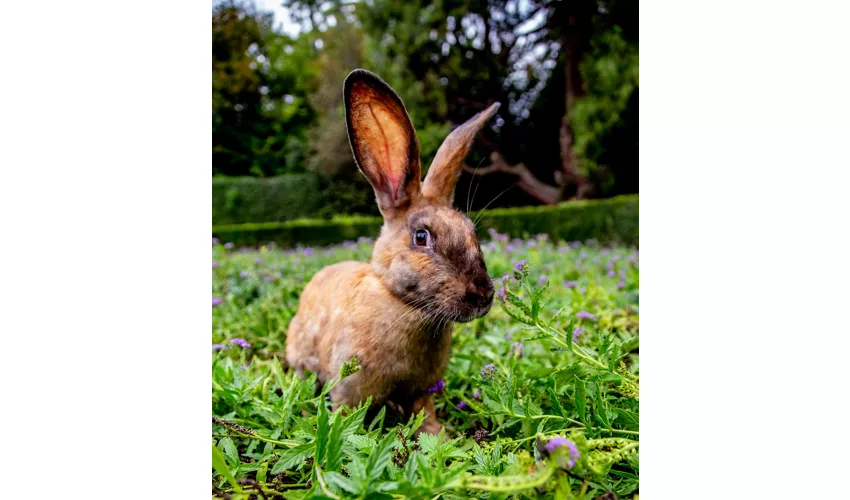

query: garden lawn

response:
[212,231,639,499]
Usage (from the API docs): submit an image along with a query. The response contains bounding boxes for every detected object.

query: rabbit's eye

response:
[414,229,430,247]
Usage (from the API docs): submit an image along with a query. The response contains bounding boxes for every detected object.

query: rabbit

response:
[285,69,499,435]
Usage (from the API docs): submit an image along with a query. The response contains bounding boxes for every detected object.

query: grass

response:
[212,232,639,499]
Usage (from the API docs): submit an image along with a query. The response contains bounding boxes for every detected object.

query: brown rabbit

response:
[285,69,498,435]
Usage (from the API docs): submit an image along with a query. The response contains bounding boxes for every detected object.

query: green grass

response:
[212,233,639,499]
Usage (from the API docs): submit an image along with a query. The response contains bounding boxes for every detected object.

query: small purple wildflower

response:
[456,401,468,410]
[224,242,233,249]
[240,271,250,278]
[212,261,218,269]
[559,246,570,253]
[473,390,481,399]
[510,342,524,358]
[343,240,357,249]
[537,275,548,286]
[505,332,511,340]
[427,379,446,393]
[617,280,626,290]
[544,437,581,468]
[253,258,262,265]
[572,327,585,341]
[496,287,507,302]
[513,260,529,278]
[266,276,276,282]
[579,287,587,295]
[481,364,497,378]
[564,280,578,288]
[212,297,224,307]
[536,233,549,243]
[607,270,616,278]
[212,237,220,245]
[570,241,581,248]
[576,311,597,321]
[505,244,515,252]
[212,344,225,351]
[486,241,497,250]
[544,437,569,453]
[230,338,251,349]
[303,247,313,256]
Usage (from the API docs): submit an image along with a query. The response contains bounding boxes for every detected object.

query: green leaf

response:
[315,398,329,465]
[369,405,386,432]
[326,411,345,472]
[347,434,377,453]
[547,387,566,418]
[416,432,439,456]
[271,442,314,474]
[595,384,612,430]
[365,431,397,482]
[219,437,239,467]
[323,471,361,494]
[575,378,587,424]
[212,443,241,492]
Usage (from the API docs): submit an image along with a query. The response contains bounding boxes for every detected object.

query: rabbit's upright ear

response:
[344,70,421,219]
[422,102,500,206]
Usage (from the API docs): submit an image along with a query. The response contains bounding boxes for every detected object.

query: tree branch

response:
[463,152,564,204]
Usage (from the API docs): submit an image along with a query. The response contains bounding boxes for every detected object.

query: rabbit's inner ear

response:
[345,71,421,218]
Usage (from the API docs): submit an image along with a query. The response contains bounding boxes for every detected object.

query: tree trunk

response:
[560,12,592,200]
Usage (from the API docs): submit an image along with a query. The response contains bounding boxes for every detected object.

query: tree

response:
[213,0,317,177]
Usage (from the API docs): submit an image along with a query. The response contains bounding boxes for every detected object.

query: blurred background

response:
[212,0,638,227]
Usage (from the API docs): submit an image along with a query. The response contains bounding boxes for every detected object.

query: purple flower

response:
[481,364,497,378]
[212,297,224,307]
[253,258,262,265]
[343,240,356,249]
[357,236,373,245]
[510,342,524,358]
[564,280,578,288]
[212,237,220,245]
[607,270,616,278]
[570,241,581,248]
[600,248,610,256]
[224,242,233,249]
[505,244,515,253]
[513,260,529,278]
[230,338,250,349]
[265,276,275,282]
[427,379,445,393]
[212,261,218,269]
[505,332,511,340]
[240,271,250,278]
[544,437,581,468]
[456,401,468,410]
[576,311,596,321]
[536,233,549,242]
[303,247,313,256]
[473,390,481,399]
[559,246,570,253]
[212,344,225,351]
[496,287,507,302]
[617,280,626,289]
[486,241,498,250]
[579,287,587,295]
[537,275,548,286]
[572,327,585,341]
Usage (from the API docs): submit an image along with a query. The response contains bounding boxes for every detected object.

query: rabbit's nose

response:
[464,281,494,307]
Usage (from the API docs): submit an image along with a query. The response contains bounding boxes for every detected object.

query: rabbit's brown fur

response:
[285,69,499,435]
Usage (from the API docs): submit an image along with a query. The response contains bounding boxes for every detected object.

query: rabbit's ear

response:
[422,102,500,206]
[344,69,421,219]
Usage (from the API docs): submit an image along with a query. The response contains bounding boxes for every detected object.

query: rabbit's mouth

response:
[453,294,494,323]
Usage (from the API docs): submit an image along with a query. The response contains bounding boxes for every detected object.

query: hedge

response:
[212,174,324,226]
[212,194,638,248]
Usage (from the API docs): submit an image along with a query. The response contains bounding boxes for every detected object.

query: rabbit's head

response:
[344,69,498,323]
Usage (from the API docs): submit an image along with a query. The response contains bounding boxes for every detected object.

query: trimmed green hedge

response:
[213,194,638,248]
[212,175,324,225]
